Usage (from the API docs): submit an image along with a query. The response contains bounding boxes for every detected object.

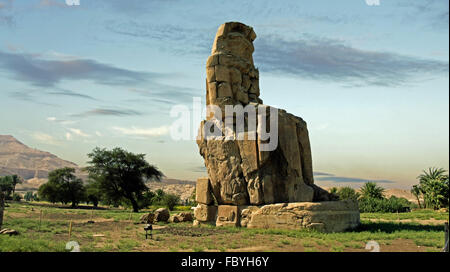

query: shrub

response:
[337,187,360,201]
[359,196,411,213]
[12,193,22,202]
[162,194,180,211]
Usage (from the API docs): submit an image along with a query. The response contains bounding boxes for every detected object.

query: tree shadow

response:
[353,221,445,233]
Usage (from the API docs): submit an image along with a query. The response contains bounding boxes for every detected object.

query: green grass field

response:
[0,202,448,252]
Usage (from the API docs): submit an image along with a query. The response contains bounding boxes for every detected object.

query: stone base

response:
[193,200,360,233]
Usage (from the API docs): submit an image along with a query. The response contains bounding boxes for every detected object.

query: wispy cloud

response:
[190,165,207,173]
[31,132,61,146]
[314,172,395,184]
[46,89,97,100]
[397,0,449,30]
[254,34,448,87]
[105,21,212,55]
[0,0,15,27]
[46,116,77,125]
[68,128,90,138]
[0,50,157,87]
[129,86,202,105]
[71,108,143,118]
[112,126,170,137]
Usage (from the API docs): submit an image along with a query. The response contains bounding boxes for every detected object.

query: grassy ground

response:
[0,202,448,252]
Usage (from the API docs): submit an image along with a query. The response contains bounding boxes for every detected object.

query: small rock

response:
[154,208,170,222]
[0,229,19,236]
[139,213,155,224]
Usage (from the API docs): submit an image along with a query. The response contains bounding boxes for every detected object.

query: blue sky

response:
[0,0,448,189]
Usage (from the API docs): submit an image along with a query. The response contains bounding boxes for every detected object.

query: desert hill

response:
[0,135,80,190]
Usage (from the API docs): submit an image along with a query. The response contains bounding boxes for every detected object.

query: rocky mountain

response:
[147,179,196,203]
[0,135,79,191]
[0,135,197,199]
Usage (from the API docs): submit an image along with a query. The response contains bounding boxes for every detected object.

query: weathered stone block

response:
[215,65,230,82]
[217,82,232,98]
[246,201,360,232]
[194,204,217,222]
[195,177,213,205]
[206,66,216,83]
[206,54,219,67]
[216,205,240,227]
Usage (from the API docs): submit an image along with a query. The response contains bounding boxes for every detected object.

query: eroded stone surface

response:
[195,177,214,205]
[245,200,360,233]
[194,204,217,223]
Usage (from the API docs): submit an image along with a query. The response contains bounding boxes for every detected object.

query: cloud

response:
[190,165,207,173]
[398,0,449,30]
[128,86,202,106]
[105,21,212,55]
[68,128,90,137]
[46,116,77,125]
[71,108,143,117]
[65,132,72,140]
[99,0,175,16]
[38,0,67,8]
[314,172,395,184]
[112,126,170,137]
[313,171,334,176]
[46,89,97,100]
[254,35,448,87]
[31,132,61,145]
[0,0,15,27]
[0,50,158,87]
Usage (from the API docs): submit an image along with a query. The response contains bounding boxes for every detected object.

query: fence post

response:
[444,222,449,252]
[0,191,4,230]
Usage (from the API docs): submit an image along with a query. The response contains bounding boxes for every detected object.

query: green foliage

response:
[162,193,181,211]
[85,147,163,212]
[336,187,360,201]
[38,167,86,207]
[414,167,449,209]
[359,196,411,213]
[360,182,385,200]
[329,187,338,195]
[24,192,34,202]
[12,193,22,202]
[0,176,14,199]
[85,180,102,207]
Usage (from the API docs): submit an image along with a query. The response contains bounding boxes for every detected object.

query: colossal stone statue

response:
[194,22,359,232]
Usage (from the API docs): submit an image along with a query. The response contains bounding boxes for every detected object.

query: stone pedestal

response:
[193,200,360,233]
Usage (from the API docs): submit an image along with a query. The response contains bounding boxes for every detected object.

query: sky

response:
[0,0,448,189]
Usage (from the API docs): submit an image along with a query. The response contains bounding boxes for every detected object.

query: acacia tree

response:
[85,147,163,212]
[38,167,86,207]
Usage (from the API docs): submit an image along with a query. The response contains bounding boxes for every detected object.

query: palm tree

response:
[418,167,448,183]
[411,185,422,208]
[360,182,385,200]
[416,167,449,209]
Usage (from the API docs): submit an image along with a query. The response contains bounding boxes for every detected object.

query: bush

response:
[162,194,180,211]
[12,193,22,202]
[359,196,411,213]
[336,187,360,201]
